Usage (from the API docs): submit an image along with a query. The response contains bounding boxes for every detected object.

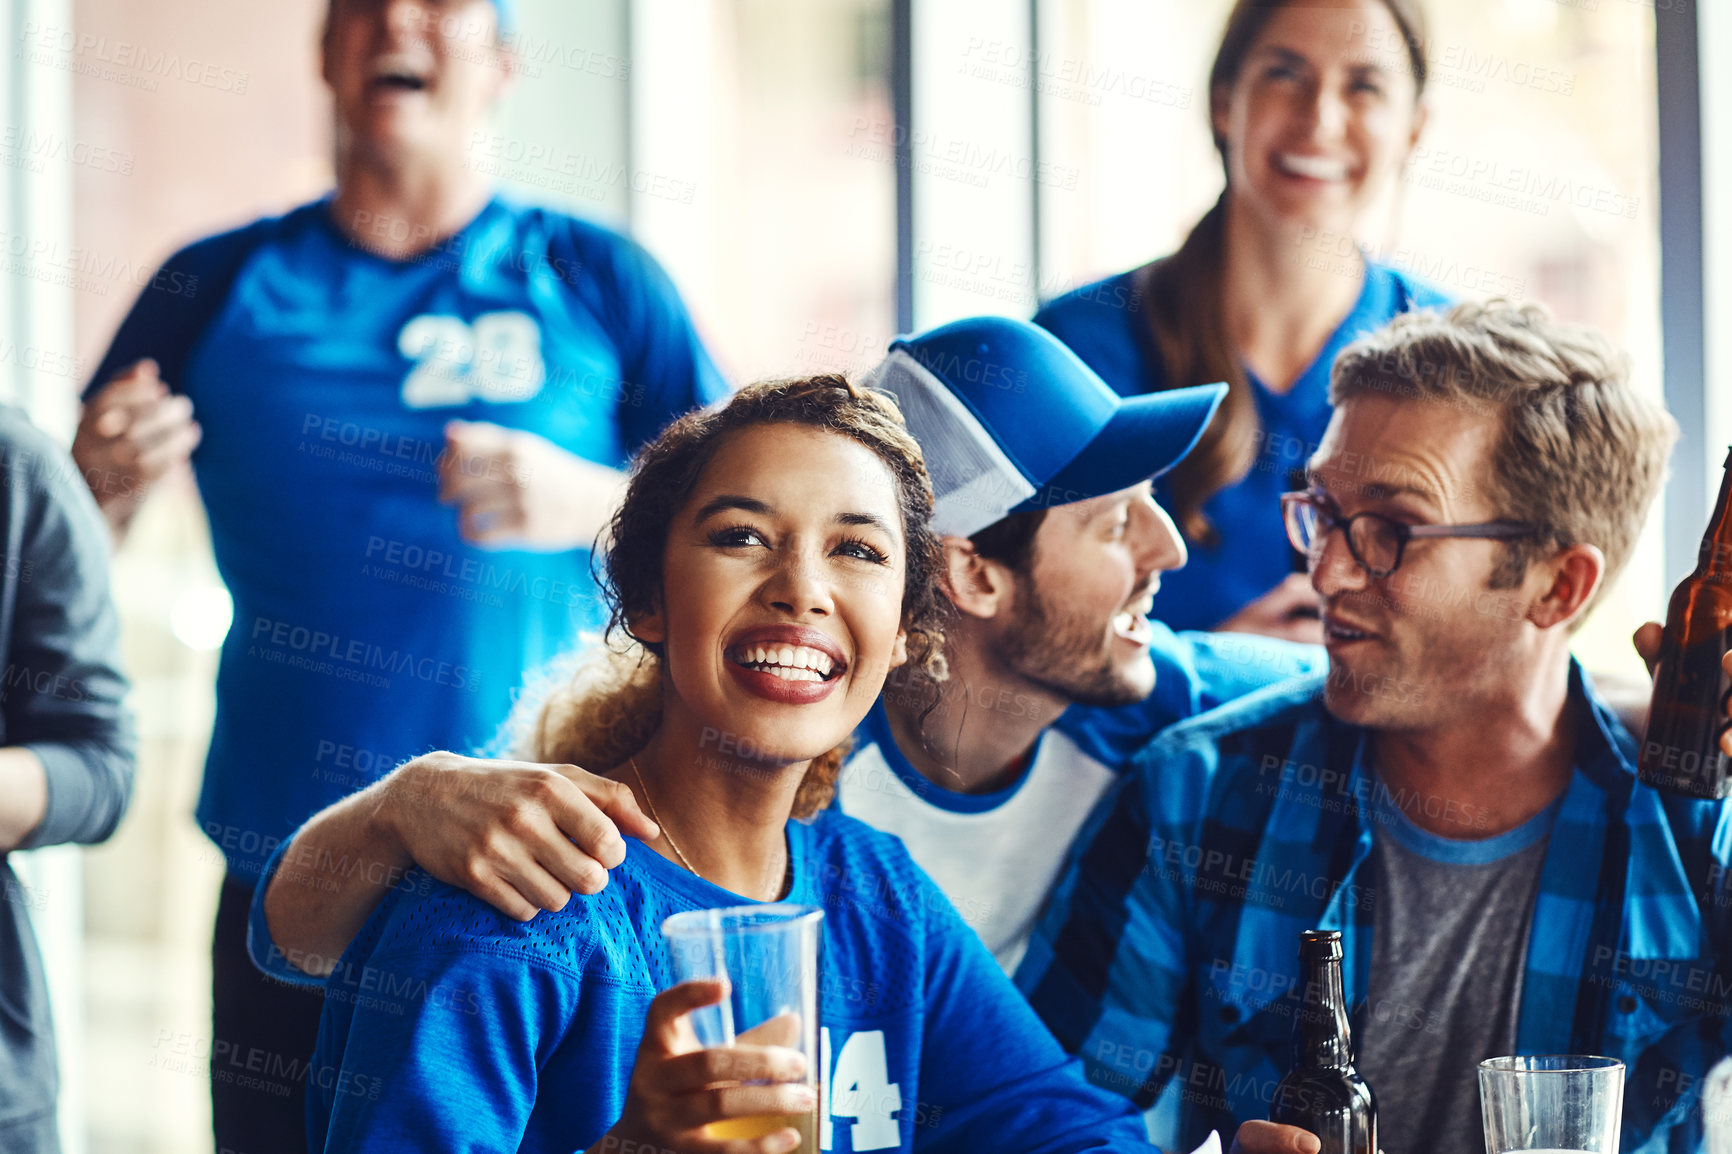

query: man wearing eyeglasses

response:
[1016,302,1732,1154]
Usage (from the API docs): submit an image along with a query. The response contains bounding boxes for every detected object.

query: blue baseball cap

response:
[864,316,1226,538]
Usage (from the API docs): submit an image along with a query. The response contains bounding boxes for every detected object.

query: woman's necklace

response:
[628,756,700,876]
[627,755,790,900]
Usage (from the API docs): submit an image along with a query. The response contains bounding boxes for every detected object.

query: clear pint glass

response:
[1704,1056,1732,1154]
[661,903,823,1149]
[1479,1055,1624,1154]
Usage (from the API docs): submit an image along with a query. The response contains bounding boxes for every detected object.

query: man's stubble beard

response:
[1323,598,1515,733]
[998,572,1148,708]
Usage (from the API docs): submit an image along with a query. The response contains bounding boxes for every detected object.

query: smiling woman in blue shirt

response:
[1035,0,1447,642]
[297,377,1149,1153]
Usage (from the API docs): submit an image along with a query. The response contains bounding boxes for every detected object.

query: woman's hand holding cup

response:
[602,979,815,1154]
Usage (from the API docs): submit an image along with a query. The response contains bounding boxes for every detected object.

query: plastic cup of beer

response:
[1479,1055,1624,1154]
[661,903,823,1149]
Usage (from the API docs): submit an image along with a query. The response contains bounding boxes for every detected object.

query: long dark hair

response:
[1144,0,1429,545]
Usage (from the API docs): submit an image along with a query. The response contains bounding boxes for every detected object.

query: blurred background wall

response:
[0,0,1726,1148]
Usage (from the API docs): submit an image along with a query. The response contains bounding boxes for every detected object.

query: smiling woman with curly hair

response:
[301,374,1148,1154]
[521,372,950,825]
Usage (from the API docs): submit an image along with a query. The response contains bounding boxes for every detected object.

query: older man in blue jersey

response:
[72,0,708,1148]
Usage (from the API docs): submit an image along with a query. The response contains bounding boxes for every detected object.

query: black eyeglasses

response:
[1280,491,1537,580]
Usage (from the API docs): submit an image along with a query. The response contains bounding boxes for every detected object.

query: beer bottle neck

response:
[1699,450,1732,573]
[1294,954,1353,1069]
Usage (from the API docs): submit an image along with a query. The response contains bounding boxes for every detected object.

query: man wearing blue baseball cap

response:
[838,316,1319,969]
[70,1,722,1149]
[240,316,1323,1039]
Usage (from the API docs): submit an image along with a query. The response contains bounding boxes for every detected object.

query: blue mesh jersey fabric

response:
[87,195,727,882]
[303,807,1149,1153]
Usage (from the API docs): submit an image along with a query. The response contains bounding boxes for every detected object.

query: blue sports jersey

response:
[88,196,727,878]
[269,809,1149,1153]
[1034,262,1450,632]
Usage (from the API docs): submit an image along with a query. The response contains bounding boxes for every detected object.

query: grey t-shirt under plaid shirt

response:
[1357,787,1562,1154]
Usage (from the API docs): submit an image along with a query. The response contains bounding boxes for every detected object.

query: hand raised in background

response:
[71,358,202,541]
[439,419,626,551]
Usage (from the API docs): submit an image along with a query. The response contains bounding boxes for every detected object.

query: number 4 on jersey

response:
[821,1028,902,1151]
[398,311,547,409]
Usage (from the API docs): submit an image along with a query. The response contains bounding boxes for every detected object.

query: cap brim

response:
[1014,383,1227,513]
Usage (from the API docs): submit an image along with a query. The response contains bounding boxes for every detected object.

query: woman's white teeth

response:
[763,665,822,682]
[737,644,835,677]
[1278,153,1348,181]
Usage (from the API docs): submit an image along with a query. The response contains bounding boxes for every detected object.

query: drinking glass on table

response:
[1479,1055,1624,1154]
[1705,1056,1732,1154]
[662,904,824,1150]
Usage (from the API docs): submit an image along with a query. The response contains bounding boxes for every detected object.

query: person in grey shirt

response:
[0,405,135,1153]
[1357,789,1558,1154]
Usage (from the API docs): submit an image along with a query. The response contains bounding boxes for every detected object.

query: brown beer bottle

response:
[1640,447,1732,800]
[1269,930,1376,1154]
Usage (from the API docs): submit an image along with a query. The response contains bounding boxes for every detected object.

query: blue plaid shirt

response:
[1016,663,1732,1154]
